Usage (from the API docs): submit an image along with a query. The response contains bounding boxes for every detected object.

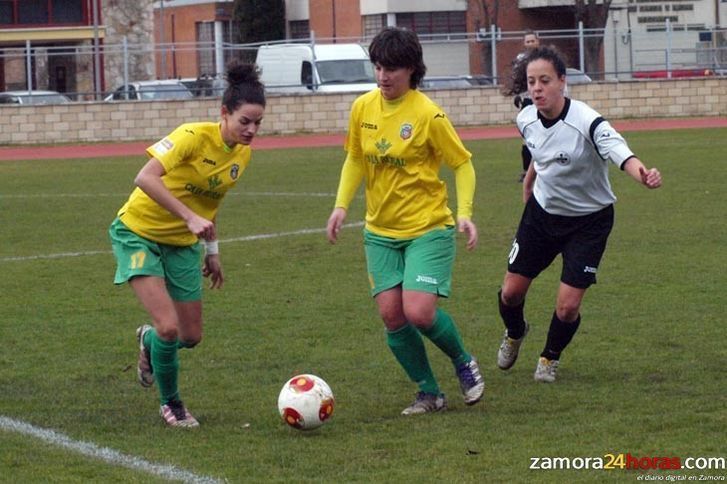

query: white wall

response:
[360,0,466,15]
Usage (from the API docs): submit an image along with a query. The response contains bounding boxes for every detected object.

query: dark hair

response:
[523,29,538,39]
[368,27,427,89]
[502,45,567,97]
[222,61,266,112]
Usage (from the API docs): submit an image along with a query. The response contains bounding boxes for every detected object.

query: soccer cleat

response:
[401,392,447,416]
[455,357,485,405]
[497,321,530,370]
[160,400,199,428]
[136,324,154,388]
[534,357,559,383]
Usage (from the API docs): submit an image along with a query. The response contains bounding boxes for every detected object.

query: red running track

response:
[0,116,724,161]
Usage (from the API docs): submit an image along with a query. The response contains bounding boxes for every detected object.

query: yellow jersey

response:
[337,88,473,238]
[118,122,250,246]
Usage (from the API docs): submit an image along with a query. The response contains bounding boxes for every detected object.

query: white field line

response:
[0,191,336,199]
[0,222,365,263]
[0,415,221,483]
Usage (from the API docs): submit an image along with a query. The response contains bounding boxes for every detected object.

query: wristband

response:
[204,239,219,255]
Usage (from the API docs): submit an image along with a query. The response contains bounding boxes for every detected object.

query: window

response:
[289,20,309,40]
[19,0,48,24]
[52,0,82,23]
[396,11,466,40]
[197,22,215,77]
[0,0,85,25]
[0,1,13,24]
[362,14,385,39]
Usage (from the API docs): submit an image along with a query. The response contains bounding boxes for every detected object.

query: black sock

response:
[498,289,526,339]
[540,312,581,360]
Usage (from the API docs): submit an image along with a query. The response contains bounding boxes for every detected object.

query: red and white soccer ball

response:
[278,374,334,430]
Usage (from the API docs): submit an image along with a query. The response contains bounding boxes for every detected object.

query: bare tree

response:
[474,0,500,79]
[572,0,613,79]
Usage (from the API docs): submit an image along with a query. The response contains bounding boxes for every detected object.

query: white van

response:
[256,43,377,93]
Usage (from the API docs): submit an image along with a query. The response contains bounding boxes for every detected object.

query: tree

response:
[572,0,613,79]
[473,0,500,80]
[232,0,286,62]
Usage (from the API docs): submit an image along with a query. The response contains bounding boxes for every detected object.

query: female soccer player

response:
[109,62,265,427]
[326,27,484,415]
[495,46,662,382]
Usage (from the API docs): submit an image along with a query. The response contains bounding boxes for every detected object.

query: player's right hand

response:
[326,208,347,244]
[187,215,216,241]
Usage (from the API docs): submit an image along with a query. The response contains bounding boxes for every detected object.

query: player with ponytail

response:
[109,62,265,427]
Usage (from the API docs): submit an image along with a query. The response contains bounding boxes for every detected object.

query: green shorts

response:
[108,217,203,302]
[363,226,456,297]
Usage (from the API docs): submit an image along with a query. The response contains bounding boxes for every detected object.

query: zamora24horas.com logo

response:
[529,453,726,472]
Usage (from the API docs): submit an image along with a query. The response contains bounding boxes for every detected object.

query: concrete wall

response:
[1,77,724,146]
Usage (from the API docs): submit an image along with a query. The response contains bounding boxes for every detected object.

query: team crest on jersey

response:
[399,123,413,140]
[555,152,570,165]
[230,163,240,180]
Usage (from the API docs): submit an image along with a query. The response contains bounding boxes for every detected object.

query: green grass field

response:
[0,128,725,483]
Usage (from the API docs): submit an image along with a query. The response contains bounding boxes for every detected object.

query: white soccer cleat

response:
[160,400,199,428]
[401,392,447,416]
[455,357,485,405]
[497,321,529,370]
[136,324,154,388]
[534,357,559,383]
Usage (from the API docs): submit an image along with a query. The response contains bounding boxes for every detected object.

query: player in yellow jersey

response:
[109,62,266,427]
[326,27,485,415]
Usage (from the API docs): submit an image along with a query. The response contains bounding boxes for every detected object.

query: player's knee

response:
[555,304,580,323]
[155,323,178,342]
[500,288,525,308]
[403,307,435,328]
[379,307,405,329]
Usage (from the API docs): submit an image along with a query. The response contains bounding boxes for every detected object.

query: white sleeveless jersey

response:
[517,98,635,216]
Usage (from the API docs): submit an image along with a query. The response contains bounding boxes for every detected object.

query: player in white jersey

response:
[495,46,662,382]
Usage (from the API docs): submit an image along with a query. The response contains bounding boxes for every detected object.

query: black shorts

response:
[507,197,614,289]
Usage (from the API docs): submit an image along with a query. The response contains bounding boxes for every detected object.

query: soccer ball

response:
[277,374,334,430]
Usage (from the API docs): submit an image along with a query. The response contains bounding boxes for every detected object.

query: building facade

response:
[1,0,723,98]
[0,0,106,97]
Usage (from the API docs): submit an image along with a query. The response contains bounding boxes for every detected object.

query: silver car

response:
[0,90,71,105]
[104,80,194,101]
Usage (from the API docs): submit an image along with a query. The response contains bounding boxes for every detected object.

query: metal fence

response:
[2,24,725,102]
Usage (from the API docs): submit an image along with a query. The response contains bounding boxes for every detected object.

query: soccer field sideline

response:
[0,416,221,483]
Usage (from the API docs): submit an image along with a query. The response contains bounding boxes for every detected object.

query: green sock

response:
[143,327,192,350]
[386,324,439,395]
[150,332,180,405]
[419,308,471,367]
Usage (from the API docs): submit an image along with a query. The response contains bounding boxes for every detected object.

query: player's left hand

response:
[639,167,662,189]
[457,217,478,251]
[203,254,224,289]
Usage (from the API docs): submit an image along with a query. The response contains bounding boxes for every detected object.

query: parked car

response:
[420,75,492,90]
[0,90,71,105]
[180,75,227,97]
[565,68,592,85]
[104,80,193,101]
[421,76,472,90]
